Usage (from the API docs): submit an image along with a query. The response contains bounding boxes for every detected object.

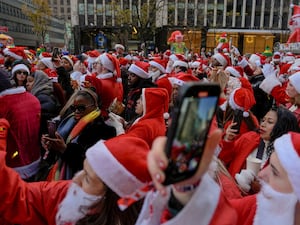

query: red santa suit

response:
[0,87,41,179]
[0,151,70,225]
[135,173,238,225]
[126,88,169,147]
[218,131,261,177]
[85,73,123,118]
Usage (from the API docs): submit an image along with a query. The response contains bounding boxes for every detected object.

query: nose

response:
[72,170,84,186]
[257,165,270,183]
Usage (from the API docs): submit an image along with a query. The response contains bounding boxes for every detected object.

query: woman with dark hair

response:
[26,70,60,134]
[218,106,299,193]
[10,62,31,88]
[41,88,116,180]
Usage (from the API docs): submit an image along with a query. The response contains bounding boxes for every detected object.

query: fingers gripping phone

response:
[163,82,220,185]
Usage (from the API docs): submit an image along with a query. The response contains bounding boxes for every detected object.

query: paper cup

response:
[246,157,262,175]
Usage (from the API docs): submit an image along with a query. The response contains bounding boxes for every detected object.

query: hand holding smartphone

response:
[163,82,220,185]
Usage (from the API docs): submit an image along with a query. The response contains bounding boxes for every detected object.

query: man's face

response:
[56,160,106,225]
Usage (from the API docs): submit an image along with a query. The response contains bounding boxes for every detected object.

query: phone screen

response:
[163,83,220,185]
[47,120,57,138]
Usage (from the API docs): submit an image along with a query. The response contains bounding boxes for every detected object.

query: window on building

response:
[61,7,64,13]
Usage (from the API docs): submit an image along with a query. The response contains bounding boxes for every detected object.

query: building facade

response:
[0,0,65,48]
[70,0,294,54]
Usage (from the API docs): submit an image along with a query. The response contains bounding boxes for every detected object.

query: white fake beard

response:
[254,181,298,225]
[56,183,103,225]
[149,70,161,82]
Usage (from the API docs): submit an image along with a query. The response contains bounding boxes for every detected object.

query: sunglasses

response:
[16,71,29,75]
[70,104,94,113]
[191,68,198,71]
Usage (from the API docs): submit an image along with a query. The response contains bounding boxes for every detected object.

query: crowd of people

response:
[0,35,300,225]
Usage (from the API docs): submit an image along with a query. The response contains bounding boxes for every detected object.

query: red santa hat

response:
[288,71,300,93]
[163,50,171,59]
[149,58,167,73]
[272,51,281,63]
[11,63,30,76]
[128,61,150,79]
[87,50,100,64]
[291,4,300,19]
[86,136,151,197]
[190,61,201,68]
[156,76,173,101]
[99,53,121,79]
[3,47,26,60]
[212,53,231,67]
[274,132,300,200]
[283,52,295,64]
[225,66,244,78]
[168,72,200,86]
[169,54,184,62]
[38,52,52,59]
[228,87,256,117]
[171,54,188,68]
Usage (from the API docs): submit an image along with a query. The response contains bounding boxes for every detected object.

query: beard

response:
[253,181,298,225]
[56,183,103,225]
[149,70,161,82]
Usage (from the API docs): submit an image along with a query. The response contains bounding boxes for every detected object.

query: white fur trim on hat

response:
[115,44,125,50]
[172,60,188,68]
[225,67,242,78]
[100,53,114,72]
[12,64,30,76]
[275,133,300,200]
[149,61,166,73]
[259,74,281,94]
[128,64,149,79]
[169,54,179,62]
[168,77,185,86]
[86,140,144,197]
[41,58,55,70]
[288,72,300,93]
[61,55,74,66]
[212,53,227,67]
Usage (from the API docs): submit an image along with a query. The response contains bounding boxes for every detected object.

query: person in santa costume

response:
[0,134,152,225]
[230,131,300,225]
[106,87,169,148]
[0,69,41,181]
[135,128,238,225]
[84,53,123,118]
[122,60,156,121]
[218,106,298,194]
[287,4,300,43]
[148,57,173,100]
[260,71,300,125]
[215,85,259,141]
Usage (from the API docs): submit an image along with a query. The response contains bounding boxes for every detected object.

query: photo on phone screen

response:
[163,83,220,185]
[47,120,57,138]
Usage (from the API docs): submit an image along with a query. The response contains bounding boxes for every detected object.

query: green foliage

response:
[22,0,52,45]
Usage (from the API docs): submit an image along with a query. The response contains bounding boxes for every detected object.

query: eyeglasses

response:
[70,104,94,113]
[16,71,29,75]
[191,68,198,71]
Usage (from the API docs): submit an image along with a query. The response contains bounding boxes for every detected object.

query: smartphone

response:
[47,120,57,138]
[163,82,220,185]
[52,47,60,61]
[231,109,243,134]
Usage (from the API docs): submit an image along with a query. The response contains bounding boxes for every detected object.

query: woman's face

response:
[135,97,143,115]
[36,61,46,70]
[286,81,298,98]
[259,110,278,141]
[71,95,96,120]
[258,152,293,193]
[61,58,73,71]
[15,70,28,85]
[127,73,139,86]
[73,159,107,196]
[26,75,35,92]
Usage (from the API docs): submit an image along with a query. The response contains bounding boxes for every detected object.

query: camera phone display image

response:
[170,95,218,175]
